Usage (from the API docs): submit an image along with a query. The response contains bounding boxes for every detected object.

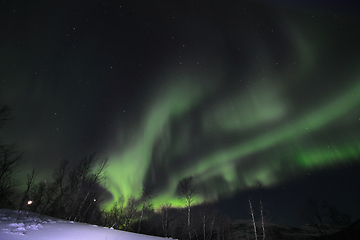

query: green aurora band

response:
[102,70,360,210]
[101,20,360,210]
[105,78,214,208]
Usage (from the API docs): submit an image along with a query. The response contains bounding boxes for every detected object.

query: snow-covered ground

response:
[0,209,170,240]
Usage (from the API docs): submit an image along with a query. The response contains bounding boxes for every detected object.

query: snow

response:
[0,209,171,240]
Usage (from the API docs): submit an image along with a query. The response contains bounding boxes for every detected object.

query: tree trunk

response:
[188,202,191,240]
[203,213,206,240]
[138,199,146,233]
[248,196,257,240]
[260,197,265,240]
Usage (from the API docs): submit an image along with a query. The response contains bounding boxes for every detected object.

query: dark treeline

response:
[1,150,108,224]
[103,197,232,240]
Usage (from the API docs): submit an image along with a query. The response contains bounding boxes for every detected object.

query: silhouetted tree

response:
[103,196,126,229]
[138,184,155,233]
[245,182,270,240]
[300,198,352,238]
[168,207,184,239]
[123,196,137,231]
[178,176,196,240]
[160,203,172,237]
[29,181,46,213]
[248,194,257,240]
[216,214,232,240]
[45,159,69,217]
[40,180,60,215]
[67,154,108,222]
[103,195,139,231]
[324,201,351,231]
[78,157,108,222]
[0,104,22,207]
[18,168,37,211]
[198,203,220,240]
[258,182,266,240]
[300,197,328,236]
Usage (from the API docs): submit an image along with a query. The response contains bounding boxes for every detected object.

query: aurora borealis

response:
[1,0,360,225]
[105,69,360,210]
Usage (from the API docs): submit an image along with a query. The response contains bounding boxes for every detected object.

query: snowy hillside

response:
[0,209,170,240]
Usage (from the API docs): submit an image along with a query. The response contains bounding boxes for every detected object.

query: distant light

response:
[27,200,33,205]
[94,199,96,202]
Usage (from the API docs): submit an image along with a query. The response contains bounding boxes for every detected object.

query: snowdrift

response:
[0,209,170,240]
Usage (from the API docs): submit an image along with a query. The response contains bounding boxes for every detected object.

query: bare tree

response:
[200,204,208,240]
[248,194,257,240]
[67,154,108,222]
[123,196,137,231]
[40,180,60,215]
[0,144,22,207]
[199,203,220,240]
[19,168,37,211]
[102,195,140,232]
[138,184,155,233]
[324,201,351,231]
[67,155,95,220]
[216,214,232,240]
[0,104,22,208]
[160,203,172,237]
[178,176,196,240]
[104,196,126,229]
[301,199,351,235]
[300,197,328,236]
[208,208,220,240]
[45,159,69,217]
[258,182,266,240]
[29,181,46,213]
[76,156,108,222]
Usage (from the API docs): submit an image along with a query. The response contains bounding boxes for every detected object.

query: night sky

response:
[1,0,360,226]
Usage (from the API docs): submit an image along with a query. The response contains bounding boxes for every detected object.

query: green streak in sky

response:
[104,78,210,209]
[102,20,360,209]
[296,141,360,168]
[104,71,360,210]
[167,72,360,201]
[203,82,287,132]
